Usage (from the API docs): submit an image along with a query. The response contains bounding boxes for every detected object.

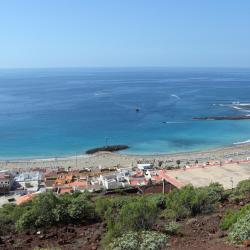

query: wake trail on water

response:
[217,103,250,113]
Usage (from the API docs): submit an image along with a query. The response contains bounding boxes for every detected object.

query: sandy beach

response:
[1,143,250,171]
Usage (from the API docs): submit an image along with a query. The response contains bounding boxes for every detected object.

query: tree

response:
[118,198,158,232]
[68,194,96,223]
[176,160,181,167]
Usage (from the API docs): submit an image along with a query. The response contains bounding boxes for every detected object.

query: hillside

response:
[1,180,250,250]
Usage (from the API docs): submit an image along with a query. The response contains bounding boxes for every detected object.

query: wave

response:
[162,121,187,124]
[217,103,250,113]
[94,91,109,97]
[171,94,181,99]
[233,139,250,145]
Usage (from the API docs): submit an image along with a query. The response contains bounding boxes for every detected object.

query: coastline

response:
[1,142,250,170]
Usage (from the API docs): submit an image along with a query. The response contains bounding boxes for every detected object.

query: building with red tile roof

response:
[16,193,37,205]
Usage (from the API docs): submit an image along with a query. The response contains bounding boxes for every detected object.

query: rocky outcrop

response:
[85,145,129,154]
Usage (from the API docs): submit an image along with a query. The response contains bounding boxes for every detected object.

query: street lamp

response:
[230,177,234,190]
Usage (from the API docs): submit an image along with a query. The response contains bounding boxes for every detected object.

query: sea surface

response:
[0,67,250,159]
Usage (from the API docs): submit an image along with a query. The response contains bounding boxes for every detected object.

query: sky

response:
[0,0,250,68]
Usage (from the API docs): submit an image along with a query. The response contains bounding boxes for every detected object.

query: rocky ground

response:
[171,214,240,250]
[0,223,105,250]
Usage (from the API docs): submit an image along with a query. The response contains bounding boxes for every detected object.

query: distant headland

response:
[193,115,250,121]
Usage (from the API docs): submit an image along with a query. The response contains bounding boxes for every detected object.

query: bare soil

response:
[0,223,105,250]
[170,213,241,250]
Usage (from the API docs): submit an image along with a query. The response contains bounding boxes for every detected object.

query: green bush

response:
[118,198,158,231]
[164,221,180,235]
[15,192,96,231]
[228,211,250,244]
[103,197,158,244]
[0,213,13,235]
[95,197,112,219]
[230,179,250,202]
[107,231,169,250]
[219,209,238,231]
[220,204,250,230]
[164,183,223,219]
[68,194,96,222]
[146,194,167,209]
[236,179,250,195]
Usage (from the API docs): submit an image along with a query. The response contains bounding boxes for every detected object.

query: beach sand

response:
[1,143,250,171]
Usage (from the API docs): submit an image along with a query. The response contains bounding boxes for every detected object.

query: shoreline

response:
[0,142,248,162]
[1,142,250,170]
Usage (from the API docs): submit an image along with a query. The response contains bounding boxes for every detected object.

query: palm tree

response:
[176,160,181,167]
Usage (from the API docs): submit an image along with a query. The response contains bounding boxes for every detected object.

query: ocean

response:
[0,67,250,159]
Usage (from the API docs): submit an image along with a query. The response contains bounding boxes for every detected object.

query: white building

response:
[99,173,129,190]
[137,163,153,171]
[15,172,43,192]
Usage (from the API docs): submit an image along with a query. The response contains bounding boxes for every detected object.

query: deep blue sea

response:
[1,67,250,159]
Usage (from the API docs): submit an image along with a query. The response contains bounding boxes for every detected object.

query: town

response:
[1,154,250,207]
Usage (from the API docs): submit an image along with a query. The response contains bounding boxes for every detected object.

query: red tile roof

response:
[156,170,185,188]
[16,193,36,205]
[58,187,73,194]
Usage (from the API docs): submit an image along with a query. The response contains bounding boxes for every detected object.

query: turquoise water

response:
[0,67,250,159]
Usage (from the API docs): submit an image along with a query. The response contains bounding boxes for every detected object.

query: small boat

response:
[135,107,140,112]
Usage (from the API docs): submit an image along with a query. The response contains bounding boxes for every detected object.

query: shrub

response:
[231,179,250,201]
[104,197,158,244]
[165,183,223,219]
[95,197,112,219]
[0,212,13,236]
[107,231,169,250]
[68,194,96,222]
[219,209,238,231]
[220,204,250,230]
[236,179,250,195]
[107,231,139,250]
[118,198,158,231]
[16,192,58,231]
[16,192,97,231]
[147,194,167,209]
[228,211,250,244]
[164,221,180,235]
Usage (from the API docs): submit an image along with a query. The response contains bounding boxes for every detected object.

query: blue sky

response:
[0,0,250,68]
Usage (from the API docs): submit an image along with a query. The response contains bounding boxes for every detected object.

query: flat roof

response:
[164,163,250,190]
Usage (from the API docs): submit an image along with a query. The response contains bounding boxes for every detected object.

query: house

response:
[16,193,37,205]
[117,167,134,176]
[54,174,74,186]
[137,163,153,171]
[0,170,14,194]
[58,187,73,194]
[68,180,88,192]
[99,173,129,190]
[15,171,43,192]
[128,176,147,186]
[144,170,161,182]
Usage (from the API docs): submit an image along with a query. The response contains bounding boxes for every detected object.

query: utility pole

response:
[162,179,165,194]
[230,177,234,190]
